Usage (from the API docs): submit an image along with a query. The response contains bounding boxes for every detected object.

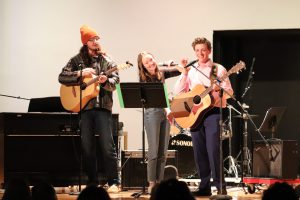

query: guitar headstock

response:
[117,61,133,70]
[228,60,246,75]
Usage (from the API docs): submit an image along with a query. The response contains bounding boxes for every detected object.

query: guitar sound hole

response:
[193,95,201,104]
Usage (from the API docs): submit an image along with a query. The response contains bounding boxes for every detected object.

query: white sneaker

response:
[107,184,120,193]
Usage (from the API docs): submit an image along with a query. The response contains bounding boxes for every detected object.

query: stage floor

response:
[0,186,263,200]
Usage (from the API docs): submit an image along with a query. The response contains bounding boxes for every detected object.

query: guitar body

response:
[170,61,246,130]
[171,84,214,129]
[60,76,100,112]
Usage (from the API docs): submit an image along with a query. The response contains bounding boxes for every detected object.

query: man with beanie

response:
[58,25,120,192]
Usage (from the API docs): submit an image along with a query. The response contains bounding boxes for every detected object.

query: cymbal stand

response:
[241,110,252,177]
[229,105,252,195]
[223,104,240,179]
[233,105,252,178]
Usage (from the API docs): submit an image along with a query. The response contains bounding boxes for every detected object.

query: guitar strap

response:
[210,65,218,84]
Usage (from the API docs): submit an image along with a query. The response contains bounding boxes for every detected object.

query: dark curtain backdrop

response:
[213,29,300,174]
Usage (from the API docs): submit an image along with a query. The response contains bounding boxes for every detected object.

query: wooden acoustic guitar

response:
[170,61,245,129]
[60,61,133,112]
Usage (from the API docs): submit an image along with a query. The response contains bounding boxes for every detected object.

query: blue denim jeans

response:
[81,108,119,186]
[144,108,170,182]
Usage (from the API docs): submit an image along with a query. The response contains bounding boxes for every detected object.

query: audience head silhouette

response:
[262,181,298,200]
[77,185,111,200]
[150,178,195,200]
[31,181,58,200]
[2,178,31,200]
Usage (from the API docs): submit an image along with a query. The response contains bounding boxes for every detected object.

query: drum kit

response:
[169,123,197,178]
[222,103,262,180]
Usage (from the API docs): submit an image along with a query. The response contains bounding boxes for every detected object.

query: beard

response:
[88,45,101,56]
[89,45,100,51]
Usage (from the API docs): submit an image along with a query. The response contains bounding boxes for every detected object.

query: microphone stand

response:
[210,89,232,200]
[70,63,84,195]
[187,63,232,200]
[78,63,83,192]
[0,94,30,100]
[207,72,269,198]
[188,60,272,197]
[188,60,269,197]
[238,57,275,184]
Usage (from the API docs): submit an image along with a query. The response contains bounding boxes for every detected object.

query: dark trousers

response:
[190,108,225,190]
[81,108,119,186]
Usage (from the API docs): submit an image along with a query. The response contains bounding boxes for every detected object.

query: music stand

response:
[258,107,286,139]
[28,96,68,112]
[116,82,169,197]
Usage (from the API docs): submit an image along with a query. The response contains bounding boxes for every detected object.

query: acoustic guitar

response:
[60,61,133,112]
[170,61,245,129]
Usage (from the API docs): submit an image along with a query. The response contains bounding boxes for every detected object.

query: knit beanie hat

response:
[80,25,99,45]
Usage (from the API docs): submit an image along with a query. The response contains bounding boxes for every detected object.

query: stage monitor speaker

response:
[121,150,178,189]
[253,140,298,179]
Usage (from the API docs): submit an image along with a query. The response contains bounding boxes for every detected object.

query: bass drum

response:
[168,131,197,178]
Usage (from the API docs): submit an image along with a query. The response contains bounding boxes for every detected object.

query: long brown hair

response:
[79,45,93,66]
[137,51,162,82]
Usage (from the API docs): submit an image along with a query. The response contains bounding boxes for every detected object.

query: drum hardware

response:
[223,104,240,179]
[221,120,232,140]
[233,104,259,177]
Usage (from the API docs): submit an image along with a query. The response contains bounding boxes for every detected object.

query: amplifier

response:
[253,140,298,179]
[0,112,120,187]
[0,112,119,136]
[1,135,112,186]
[0,112,78,135]
[121,150,178,189]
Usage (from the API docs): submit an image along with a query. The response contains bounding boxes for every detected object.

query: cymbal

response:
[233,114,259,119]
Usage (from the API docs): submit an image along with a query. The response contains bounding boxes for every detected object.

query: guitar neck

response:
[84,67,118,87]
[200,70,232,98]
[199,78,224,98]
[104,67,118,76]
[200,85,213,98]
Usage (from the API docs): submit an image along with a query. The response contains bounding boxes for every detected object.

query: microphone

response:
[158,62,178,66]
[184,59,198,68]
[80,82,87,90]
[241,57,255,98]
[78,62,84,70]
